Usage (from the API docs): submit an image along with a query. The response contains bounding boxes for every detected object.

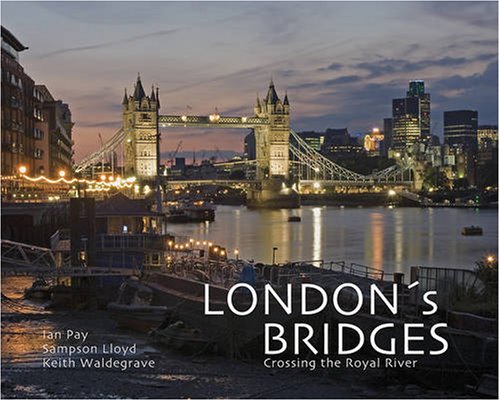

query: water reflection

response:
[168,206,498,277]
[369,212,384,270]
[1,277,58,365]
[393,209,404,272]
[312,207,322,262]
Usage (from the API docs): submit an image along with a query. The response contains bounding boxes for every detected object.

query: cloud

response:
[324,75,360,85]
[421,2,497,30]
[292,60,498,138]
[77,120,121,129]
[355,54,496,78]
[38,29,179,58]
[291,74,361,90]
[319,62,343,72]
[161,39,352,95]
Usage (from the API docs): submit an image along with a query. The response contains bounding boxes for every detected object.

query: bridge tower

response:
[254,80,290,180]
[248,80,299,207]
[122,75,159,180]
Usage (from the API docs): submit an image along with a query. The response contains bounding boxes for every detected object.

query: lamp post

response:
[17,166,27,197]
[272,247,278,265]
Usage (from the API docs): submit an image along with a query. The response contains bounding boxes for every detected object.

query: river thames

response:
[169,206,498,276]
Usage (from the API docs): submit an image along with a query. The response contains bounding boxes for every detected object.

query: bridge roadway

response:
[165,179,257,187]
[298,179,413,187]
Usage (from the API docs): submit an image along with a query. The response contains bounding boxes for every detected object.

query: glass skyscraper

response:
[391,80,431,151]
[444,110,478,151]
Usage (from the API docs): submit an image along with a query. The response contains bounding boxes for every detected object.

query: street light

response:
[18,165,27,175]
[486,255,496,264]
[272,247,278,265]
[58,170,66,178]
[235,249,239,260]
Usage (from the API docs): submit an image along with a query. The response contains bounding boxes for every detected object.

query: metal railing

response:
[411,266,484,294]
[410,265,485,308]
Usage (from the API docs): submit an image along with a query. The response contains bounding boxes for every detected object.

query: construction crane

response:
[214,146,224,162]
[169,140,183,166]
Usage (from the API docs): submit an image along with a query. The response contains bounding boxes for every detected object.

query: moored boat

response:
[107,277,172,333]
[461,226,483,236]
[24,278,51,300]
[150,320,213,354]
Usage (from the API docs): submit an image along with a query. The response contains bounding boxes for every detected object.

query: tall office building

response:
[407,80,430,141]
[297,131,324,151]
[443,110,478,151]
[382,118,393,156]
[244,131,256,160]
[391,113,420,151]
[477,125,497,165]
[391,80,431,152]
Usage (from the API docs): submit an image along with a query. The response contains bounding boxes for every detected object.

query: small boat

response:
[288,216,301,222]
[108,277,172,332]
[150,320,214,354]
[461,226,483,236]
[167,201,215,223]
[24,278,51,300]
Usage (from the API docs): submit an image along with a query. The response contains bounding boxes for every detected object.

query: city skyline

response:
[2,1,498,162]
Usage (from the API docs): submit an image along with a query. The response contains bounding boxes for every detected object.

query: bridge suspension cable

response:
[289,129,413,185]
[72,125,412,186]
[289,129,369,183]
[74,128,126,174]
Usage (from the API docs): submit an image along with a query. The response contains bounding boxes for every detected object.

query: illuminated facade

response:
[1,26,35,176]
[363,128,384,156]
[391,80,431,152]
[391,115,420,151]
[477,125,498,165]
[34,85,73,178]
[123,75,159,180]
[253,80,290,179]
[407,80,430,141]
[298,132,324,151]
[477,125,498,147]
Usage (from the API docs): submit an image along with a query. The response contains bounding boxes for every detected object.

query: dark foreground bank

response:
[0,278,484,399]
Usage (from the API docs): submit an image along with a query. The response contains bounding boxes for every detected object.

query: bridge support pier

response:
[246,177,300,209]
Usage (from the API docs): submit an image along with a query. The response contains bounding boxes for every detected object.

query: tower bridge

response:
[74,75,417,205]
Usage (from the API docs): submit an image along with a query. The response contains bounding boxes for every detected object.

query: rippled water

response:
[168,206,498,276]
